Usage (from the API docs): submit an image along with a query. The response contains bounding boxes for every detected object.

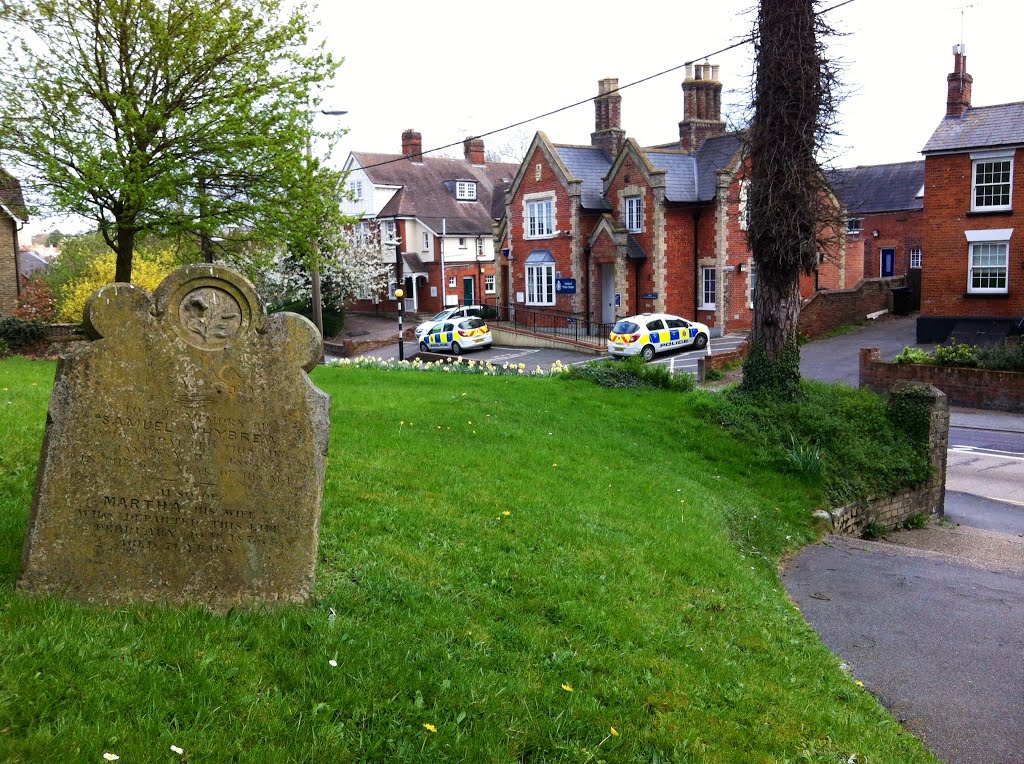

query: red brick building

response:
[918,44,1024,342]
[0,168,27,316]
[341,134,516,315]
[498,66,847,336]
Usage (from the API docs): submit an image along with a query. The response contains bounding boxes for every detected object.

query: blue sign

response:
[555,278,576,294]
[614,293,621,308]
[642,292,658,299]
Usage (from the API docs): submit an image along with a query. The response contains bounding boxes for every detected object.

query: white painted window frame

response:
[525,198,554,239]
[484,274,496,294]
[965,228,1013,294]
[910,247,922,269]
[455,181,477,201]
[700,267,716,309]
[624,195,643,233]
[525,262,555,305]
[971,150,1014,212]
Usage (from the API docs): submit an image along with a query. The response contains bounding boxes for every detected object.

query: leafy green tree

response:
[0,0,343,283]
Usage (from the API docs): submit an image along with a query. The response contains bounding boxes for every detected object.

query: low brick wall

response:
[822,382,949,535]
[798,276,903,338]
[44,323,88,341]
[860,347,1024,413]
[696,340,749,382]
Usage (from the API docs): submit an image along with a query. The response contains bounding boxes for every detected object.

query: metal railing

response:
[482,300,612,348]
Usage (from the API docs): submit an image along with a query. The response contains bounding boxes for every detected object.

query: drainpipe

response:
[440,218,447,307]
[634,259,641,315]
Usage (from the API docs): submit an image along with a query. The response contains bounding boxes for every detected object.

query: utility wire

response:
[356,0,859,171]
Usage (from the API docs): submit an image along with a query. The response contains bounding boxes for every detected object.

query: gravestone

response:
[18,264,330,608]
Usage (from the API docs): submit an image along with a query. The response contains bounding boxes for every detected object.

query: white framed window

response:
[388,282,398,300]
[910,247,922,269]
[969,242,1009,293]
[422,232,430,252]
[458,237,467,248]
[748,266,757,309]
[354,221,370,244]
[348,179,363,199]
[477,239,484,256]
[384,220,396,243]
[972,153,1013,212]
[625,196,643,233]
[847,218,863,234]
[701,267,716,309]
[525,250,555,305]
[448,276,456,289]
[526,198,554,238]
[739,180,750,231]
[455,181,477,200]
[485,274,495,293]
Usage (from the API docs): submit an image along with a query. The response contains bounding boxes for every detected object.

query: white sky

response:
[22,0,1024,241]
[317,0,1024,168]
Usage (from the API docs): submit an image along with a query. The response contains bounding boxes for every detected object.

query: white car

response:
[414,305,484,340]
[418,317,493,355]
[607,313,710,361]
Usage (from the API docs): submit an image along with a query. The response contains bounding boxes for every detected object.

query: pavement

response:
[790,316,1024,764]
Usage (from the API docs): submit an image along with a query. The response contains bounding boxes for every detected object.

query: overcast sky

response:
[316,0,1023,169]
[23,0,1024,240]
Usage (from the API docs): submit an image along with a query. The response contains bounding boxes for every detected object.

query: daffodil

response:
[501,511,511,517]
[610,726,619,737]
[171,745,184,754]
[423,723,437,733]
[561,683,573,692]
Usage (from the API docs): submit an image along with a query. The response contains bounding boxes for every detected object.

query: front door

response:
[463,276,475,305]
[601,265,615,324]
[880,248,895,278]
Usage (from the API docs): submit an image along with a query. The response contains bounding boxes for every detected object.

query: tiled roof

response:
[18,250,48,278]
[694,133,744,201]
[645,151,696,201]
[644,132,743,203]
[0,168,27,221]
[922,102,1024,154]
[828,161,925,214]
[552,145,612,210]
[351,152,517,235]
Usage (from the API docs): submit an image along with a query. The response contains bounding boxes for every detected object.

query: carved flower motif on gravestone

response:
[180,287,242,345]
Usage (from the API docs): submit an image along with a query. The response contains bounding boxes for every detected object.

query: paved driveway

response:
[799,315,933,386]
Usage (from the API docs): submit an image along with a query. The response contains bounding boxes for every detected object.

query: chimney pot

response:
[463,136,485,165]
[402,129,423,162]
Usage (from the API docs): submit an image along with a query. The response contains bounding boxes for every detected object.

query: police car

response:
[414,305,484,340]
[607,313,710,361]
[418,317,493,355]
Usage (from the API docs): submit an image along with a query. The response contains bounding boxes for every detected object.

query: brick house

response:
[498,66,847,336]
[918,44,1024,342]
[0,168,28,316]
[340,133,517,315]
[828,161,924,282]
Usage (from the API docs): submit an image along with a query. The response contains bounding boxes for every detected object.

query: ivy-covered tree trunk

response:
[741,0,836,400]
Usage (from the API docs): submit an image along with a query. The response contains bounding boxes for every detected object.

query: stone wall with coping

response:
[860,346,1024,413]
[822,382,949,535]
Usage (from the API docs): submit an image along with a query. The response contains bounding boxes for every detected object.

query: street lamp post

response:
[395,288,405,361]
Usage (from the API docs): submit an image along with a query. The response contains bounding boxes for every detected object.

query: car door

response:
[644,318,666,352]
[665,317,691,346]
[425,322,453,351]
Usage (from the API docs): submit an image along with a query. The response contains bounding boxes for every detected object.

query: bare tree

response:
[741,0,840,399]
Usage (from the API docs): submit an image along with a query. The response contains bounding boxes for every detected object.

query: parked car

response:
[418,317,493,355]
[414,305,484,340]
[607,313,710,361]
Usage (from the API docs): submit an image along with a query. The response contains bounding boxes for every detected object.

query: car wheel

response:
[419,341,428,352]
[694,333,708,350]
[451,341,462,355]
[640,344,656,362]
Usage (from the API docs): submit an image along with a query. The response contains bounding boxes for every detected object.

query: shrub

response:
[976,342,1024,373]
[932,339,978,368]
[562,356,696,392]
[892,346,930,365]
[13,276,57,321]
[0,338,8,357]
[58,250,179,322]
[0,316,47,349]
[270,300,345,338]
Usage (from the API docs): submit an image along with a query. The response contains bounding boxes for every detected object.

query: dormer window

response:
[455,181,477,201]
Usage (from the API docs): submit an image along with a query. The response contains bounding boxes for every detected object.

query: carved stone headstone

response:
[18,264,330,608]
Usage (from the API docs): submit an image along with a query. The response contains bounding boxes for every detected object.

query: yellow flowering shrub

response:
[58,251,182,322]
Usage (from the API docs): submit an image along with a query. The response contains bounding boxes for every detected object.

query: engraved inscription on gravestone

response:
[17,264,330,608]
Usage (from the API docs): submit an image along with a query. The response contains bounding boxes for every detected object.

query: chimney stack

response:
[591,78,626,157]
[679,62,725,152]
[463,137,485,165]
[946,43,973,118]
[402,129,423,162]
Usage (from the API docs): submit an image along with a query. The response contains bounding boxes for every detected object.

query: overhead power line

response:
[356,0,858,171]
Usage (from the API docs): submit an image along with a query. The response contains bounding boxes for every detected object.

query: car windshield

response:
[612,321,640,334]
[430,310,453,321]
[460,318,486,330]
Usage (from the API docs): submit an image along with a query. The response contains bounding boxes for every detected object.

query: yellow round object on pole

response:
[395,288,404,298]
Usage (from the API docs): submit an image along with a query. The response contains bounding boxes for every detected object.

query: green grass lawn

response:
[0,357,936,763]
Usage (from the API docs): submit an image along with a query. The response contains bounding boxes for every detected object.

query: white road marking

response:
[949,445,1024,462]
[486,348,543,362]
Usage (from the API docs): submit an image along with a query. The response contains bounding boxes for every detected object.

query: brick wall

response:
[846,209,923,280]
[860,346,1024,412]
[0,218,19,315]
[922,150,1024,319]
[826,382,948,535]
[798,277,903,338]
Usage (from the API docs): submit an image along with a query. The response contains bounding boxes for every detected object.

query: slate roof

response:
[922,102,1024,154]
[828,161,925,215]
[644,132,744,203]
[552,145,612,210]
[18,250,48,278]
[0,168,27,221]
[351,152,517,235]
